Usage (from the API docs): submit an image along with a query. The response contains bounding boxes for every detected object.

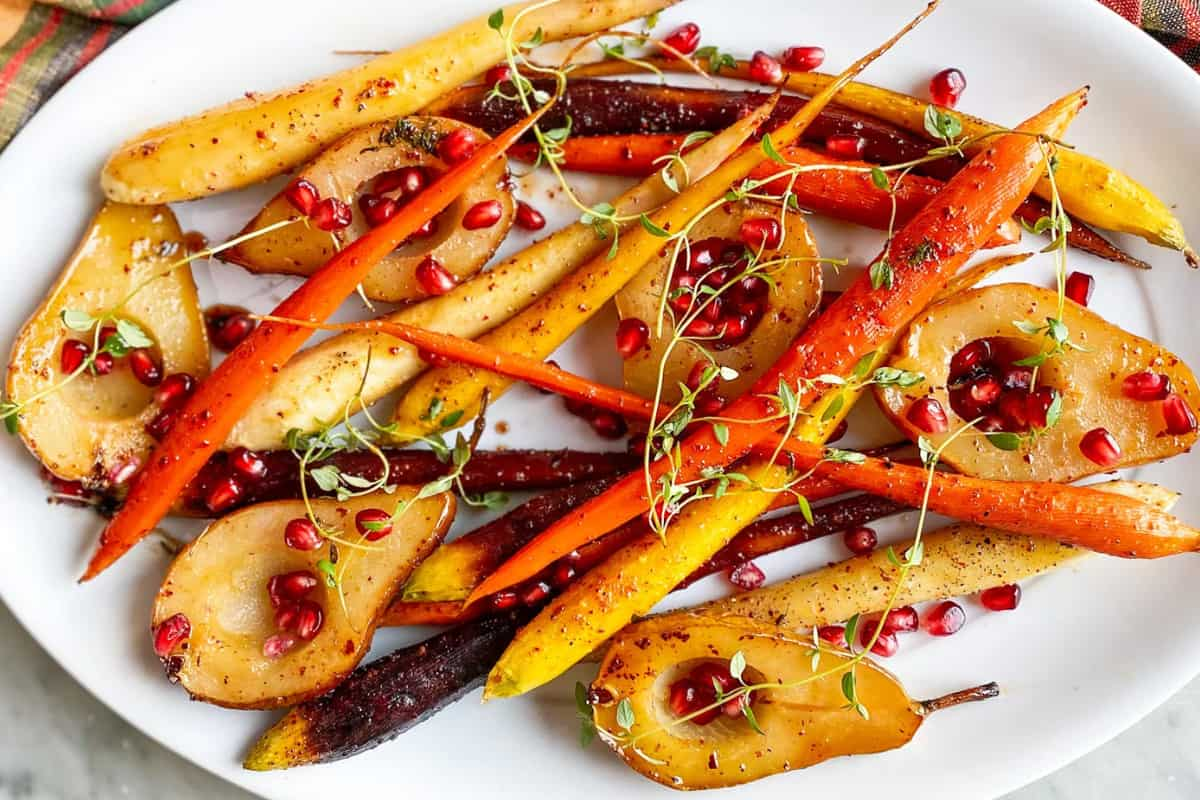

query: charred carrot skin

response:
[467,88,1090,604]
[82,108,548,581]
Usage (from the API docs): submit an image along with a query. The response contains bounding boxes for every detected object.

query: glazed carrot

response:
[81,107,548,581]
[468,86,1089,606]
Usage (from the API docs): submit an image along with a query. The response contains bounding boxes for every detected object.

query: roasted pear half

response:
[223,116,513,303]
[5,202,209,485]
[616,202,821,405]
[591,614,994,790]
[875,282,1200,482]
[151,490,454,709]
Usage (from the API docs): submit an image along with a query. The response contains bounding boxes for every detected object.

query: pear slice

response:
[616,203,821,404]
[591,614,993,790]
[222,117,513,303]
[875,282,1200,482]
[5,202,209,485]
[151,489,454,709]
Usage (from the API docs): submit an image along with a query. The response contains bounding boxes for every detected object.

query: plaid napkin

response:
[0,0,1197,152]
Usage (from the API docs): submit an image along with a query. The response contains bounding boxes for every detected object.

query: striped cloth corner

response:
[0,0,1198,153]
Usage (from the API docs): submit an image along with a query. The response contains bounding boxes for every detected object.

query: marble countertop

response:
[2,601,1195,800]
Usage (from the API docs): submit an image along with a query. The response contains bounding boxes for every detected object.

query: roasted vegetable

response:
[591,614,996,790]
[86,109,542,580]
[5,202,209,484]
[224,118,513,303]
[151,489,453,709]
[617,200,821,402]
[874,283,1200,482]
[173,448,635,517]
[244,611,525,770]
[100,0,676,203]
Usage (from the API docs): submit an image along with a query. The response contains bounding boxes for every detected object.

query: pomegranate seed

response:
[563,395,596,420]
[728,561,765,590]
[106,457,140,486]
[144,408,178,440]
[294,601,324,641]
[205,475,243,512]
[552,562,576,588]
[135,351,171,389]
[716,314,752,345]
[686,238,723,272]
[205,307,257,352]
[263,634,297,659]
[980,584,1021,611]
[694,392,726,416]
[661,22,701,55]
[1001,366,1034,392]
[977,413,1006,433]
[615,317,650,358]
[514,200,546,231]
[924,600,966,636]
[439,128,479,164]
[701,295,724,323]
[491,590,520,610]
[355,508,393,540]
[283,179,319,215]
[691,662,738,694]
[60,339,91,374]
[748,50,783,84]
[1079,427,1122,467]
[358,193,398,227]
[684,318,718,340]
[996,390,1031,431]
[1065,271,1095,307]
[858,621,898,657]
[155,373,196,410]
[825,134,866,159]
[967,375,1002,407]
[906,397,949,433]
[311,197,352,231]
[1163,393,1198,435]
[284,517,324,551]
[406,219,437,242]
[485,63,512,85]
[949,339,992,380]
[844,526,877,555]
[520,581,551,606]
[376,166,427,197]
[781,45,825,72]
[589,410,628,439]
[929,67,967,108]
[1122,371,1171,402]
[91,351,115,376]
[268,571,319,608]
[274,603,300,633]
[1026,387,1058,429]
[152,613,191,657]
[686,361,715,392]
[817,625,847,648]
[668,678,701,718]
[229,447,267,480]
[739,217,782,250]
[721,693,751,718]
[98,325,118,346]
[882,606,919,633]
[415,256,457,296]
[462,199,504,230]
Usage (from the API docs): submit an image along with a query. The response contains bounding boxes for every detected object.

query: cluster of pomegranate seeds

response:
[205,475,243,513]
[128,349,163,387]
[980,584,1021,611]
[283,179,319,216]
[229,447,267,480]
[266,569,325,656]
[825,134,866,159]
[146,372,197,441]
[948,337,1059,434]
[283,177,352,231]
[923,600,966,636]
[355,508,394,541]
[377,165,429,197]
[748,51,783,84]
[660,22,701,55]
[415,255,458,296]
[462,199,504,230]
[906,397,949,434]
[562,396,629,439]
[928,67,967,108]
[204,306,257,352]
[1122,371,1171,401]
[668,662,752,725]
[59,339,91,373]
[781,45,825,72]
[439,128,479,164]
[817,625,847,648]
[484,63,512,86]
[843,526,877,555]
[1064,271,1095,307]
[152,613,191,658]
[615,317,650,359]
[284,517,324,551]
[514,200,546,231]
[858,620,898,657]
[668,237,770,349]
[728,561,765,590]
[1079,427,1122,467]
[1163,393,1198,434]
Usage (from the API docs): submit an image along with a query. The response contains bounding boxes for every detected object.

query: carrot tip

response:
[1185,246,1198,270]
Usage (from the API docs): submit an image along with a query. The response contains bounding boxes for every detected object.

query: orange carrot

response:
[464,87,1089,604]
[81,106,549,581]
